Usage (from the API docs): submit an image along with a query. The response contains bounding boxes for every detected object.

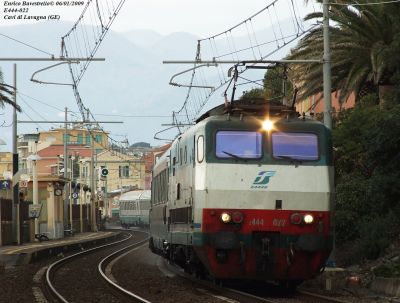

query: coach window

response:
[184,146,187,164]
[197,135,204,163]
[176,183,181,200]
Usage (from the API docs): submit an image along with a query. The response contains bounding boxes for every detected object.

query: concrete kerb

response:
[371,277,400,298]
[0,231,122,268]
[301,267,400,301]
[302,267,348,291]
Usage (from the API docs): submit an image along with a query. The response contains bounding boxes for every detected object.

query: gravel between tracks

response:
[112,244,228,303]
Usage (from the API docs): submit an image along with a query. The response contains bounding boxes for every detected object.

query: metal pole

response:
[162,59,321,64]
[63,108,68,229]
[0,199,2,245]
[0,58,105,61]
[323,0,332,130]
[85,163,89,225]
[33,142,39,235]
[79,161,83,233]
[323,0,335,266]
[90,136,97,232]
[69,156,73,231]
[18,120,123,124]
[12,63,20,245]
[104,178,108,220]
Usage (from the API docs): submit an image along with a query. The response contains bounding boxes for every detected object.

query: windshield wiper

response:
[222,150,248,161]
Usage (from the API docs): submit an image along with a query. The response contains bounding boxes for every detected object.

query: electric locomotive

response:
[149,99,333,287]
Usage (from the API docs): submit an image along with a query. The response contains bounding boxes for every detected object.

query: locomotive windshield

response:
[272,132,319,161]
[215,130,262,159]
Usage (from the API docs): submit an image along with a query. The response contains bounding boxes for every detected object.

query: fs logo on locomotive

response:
[251,171,276,189]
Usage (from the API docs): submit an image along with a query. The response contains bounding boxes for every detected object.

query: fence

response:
[67,204,91,233]
[0,198,31,245]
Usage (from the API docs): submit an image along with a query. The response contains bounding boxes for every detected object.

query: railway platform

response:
[0,231,121,269]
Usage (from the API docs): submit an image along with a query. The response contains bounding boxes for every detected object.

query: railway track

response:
[45,230,150,303]
[43,229,355,303]
[162,260,354,303]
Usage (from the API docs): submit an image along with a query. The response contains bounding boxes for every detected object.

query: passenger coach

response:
[119,190,151,228]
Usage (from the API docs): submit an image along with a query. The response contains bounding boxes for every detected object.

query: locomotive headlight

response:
[290,213,303,225]
[221,212,231,223]
[262,119,274,131]
[232,211,244,224]
[303,214,314,224]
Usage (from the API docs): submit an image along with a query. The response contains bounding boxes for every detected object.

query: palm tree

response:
[287,1,400,105]
[0,68,21,111]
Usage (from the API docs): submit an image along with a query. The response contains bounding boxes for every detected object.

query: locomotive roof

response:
[119,190,151,201]
[196,98,298,123]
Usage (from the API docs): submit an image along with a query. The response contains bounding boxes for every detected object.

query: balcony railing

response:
[17,142,28,148]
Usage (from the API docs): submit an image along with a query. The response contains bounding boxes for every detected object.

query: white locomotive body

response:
[149,100,333,285]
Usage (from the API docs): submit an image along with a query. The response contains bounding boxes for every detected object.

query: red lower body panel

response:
[194,245,330,280]
[195,208,332,280]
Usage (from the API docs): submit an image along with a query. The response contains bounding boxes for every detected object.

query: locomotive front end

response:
[192,115,334,283]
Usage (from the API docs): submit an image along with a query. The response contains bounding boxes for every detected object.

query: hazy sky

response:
[115,1,313,36]
[0,1,315,36]
[0,1,318,150]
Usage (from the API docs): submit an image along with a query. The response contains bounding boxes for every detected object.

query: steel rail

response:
[163,260,278,303]
[98,232,151,303]
[297,290,353,303]
[45,232,133,303]
[163,259,353,303]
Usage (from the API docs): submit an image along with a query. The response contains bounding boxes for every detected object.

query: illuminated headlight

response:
[220,212,231,223]
[303,214,314,224]
[262,119,274,131]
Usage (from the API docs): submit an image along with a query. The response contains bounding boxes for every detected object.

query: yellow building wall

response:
[0,153,12,198]
[0,152,12,177]
[96,151,145,192]
[39,127,109,150]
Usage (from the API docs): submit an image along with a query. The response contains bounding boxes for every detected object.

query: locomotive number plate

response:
[272,219,286,227]
[249,218,264,226]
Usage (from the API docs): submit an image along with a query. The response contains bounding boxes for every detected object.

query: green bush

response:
[373,258,400,278]
[358,213,399,260]
[333,101,400,261]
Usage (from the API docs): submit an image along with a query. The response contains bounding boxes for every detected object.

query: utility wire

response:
[169,0,310,132]
[93,113,185,118]
[0,32,54,57]
[17,91,64,112]
[330,0,400,5]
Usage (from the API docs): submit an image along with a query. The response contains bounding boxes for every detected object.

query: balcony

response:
[17,142,28,149]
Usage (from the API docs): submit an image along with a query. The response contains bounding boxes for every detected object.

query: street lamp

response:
[27,153,42,235]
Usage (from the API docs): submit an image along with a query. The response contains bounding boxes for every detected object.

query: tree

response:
[240,65,294,103]
[0,68,21,112]
[263,65,293,104]
[240,88,265,99]
[287,1,400,106]
[333,100,400,261]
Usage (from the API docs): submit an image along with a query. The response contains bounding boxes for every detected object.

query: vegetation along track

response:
[46,230,150,303]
